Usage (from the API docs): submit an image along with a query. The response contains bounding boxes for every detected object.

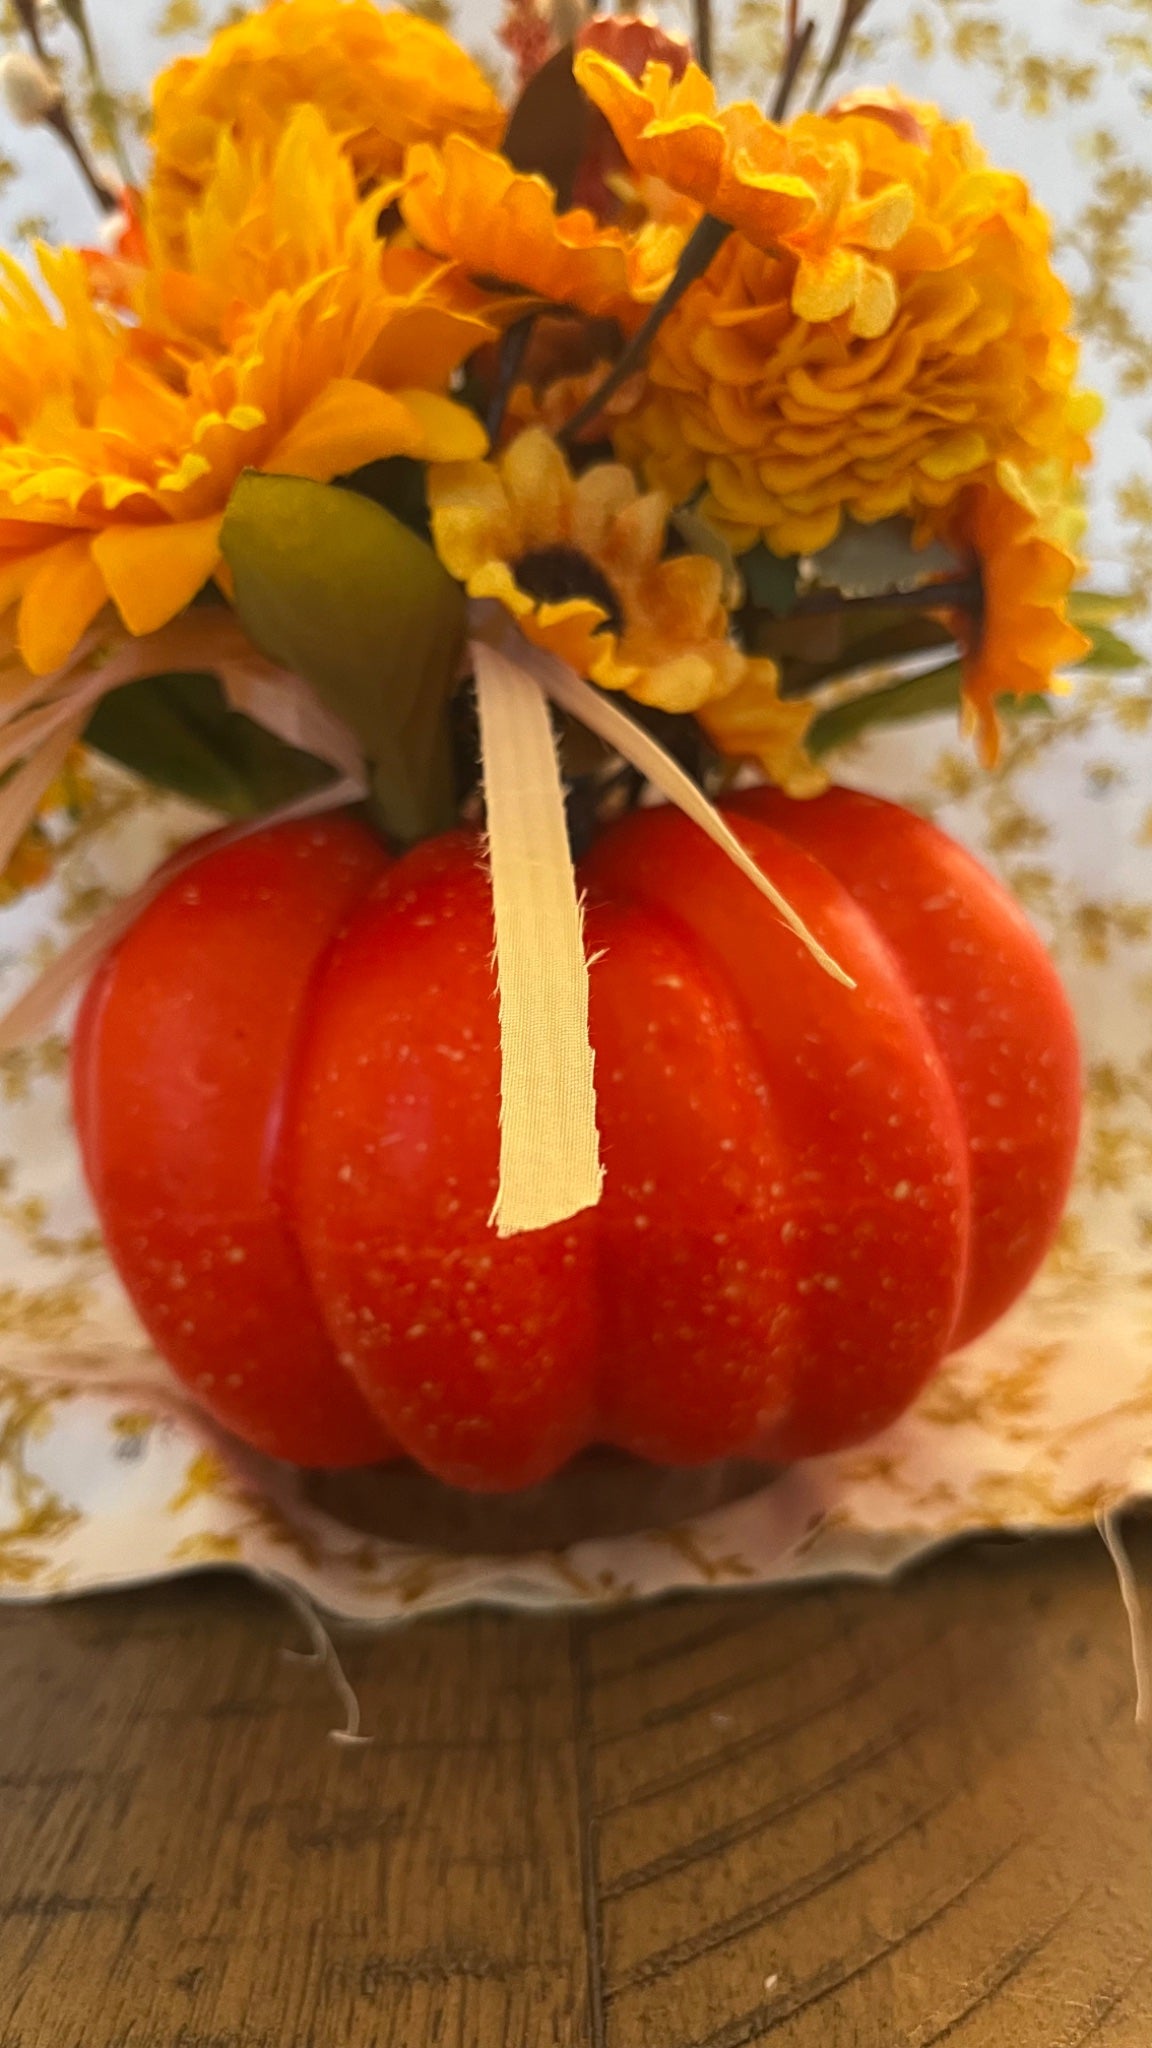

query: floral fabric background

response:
[0,0,1149,1617]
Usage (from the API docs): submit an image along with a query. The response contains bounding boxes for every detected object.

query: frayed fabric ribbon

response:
[0,612,849,1238]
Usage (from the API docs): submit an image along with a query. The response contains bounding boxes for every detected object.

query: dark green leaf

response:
[221,472,466,845]
[738,544,799,617]
[84,672,332,817]
[337,456,431,539]
[808,662,963,754]
[808,665,1056,755]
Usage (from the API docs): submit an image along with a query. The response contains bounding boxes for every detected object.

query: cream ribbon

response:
[0,616,850,1241]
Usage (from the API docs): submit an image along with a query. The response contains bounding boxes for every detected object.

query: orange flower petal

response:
[18,535,106,675]
[91,515,223,637]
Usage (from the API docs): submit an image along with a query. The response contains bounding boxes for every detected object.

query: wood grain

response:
[0,1527,1149,2047]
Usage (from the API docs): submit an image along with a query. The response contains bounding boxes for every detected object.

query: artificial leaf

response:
[808,662,964,754]
[1075,620,1144,672]
[339,456,431,539]
[85,672,332,817]
[220,472,465,845]
[805,516,961,597]
[1067,589,1139,629]
[738,543,799,616]
[808,664,1055,755]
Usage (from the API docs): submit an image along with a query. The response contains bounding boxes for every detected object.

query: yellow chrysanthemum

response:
[428,427,818,791]
[928,475,1090,765]
[575,53,915,340]
[131,104,497,367]
[400,134,686,331]
[0,222,492,674]
[149,0,505,268]
[610,99,1098,556]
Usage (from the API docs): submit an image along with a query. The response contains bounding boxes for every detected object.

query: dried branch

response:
[770,9,816,121]
[806,0,875,109]
[694,0,714,77]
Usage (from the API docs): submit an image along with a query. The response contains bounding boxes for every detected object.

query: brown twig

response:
[770,11,816,121]
[11,0,49,61]
[694,0,714,76]
[10,0,119,211]
[805,0,874,108]
[560,214,731,445]
[44,101,118,212]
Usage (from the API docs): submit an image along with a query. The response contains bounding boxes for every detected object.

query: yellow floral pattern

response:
[0,0,1149,1612]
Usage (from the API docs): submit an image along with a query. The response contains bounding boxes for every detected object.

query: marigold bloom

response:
[575,53,915,339]
[149,1,504,268]
[610,99,1098,555]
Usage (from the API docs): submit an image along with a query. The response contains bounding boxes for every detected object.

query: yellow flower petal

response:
[92,516,224,637]
[18,536,107,676]
[398,390,488,463]
[263,379,483,480]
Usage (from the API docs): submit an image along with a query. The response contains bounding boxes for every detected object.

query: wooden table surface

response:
[1,1525,1150,2048]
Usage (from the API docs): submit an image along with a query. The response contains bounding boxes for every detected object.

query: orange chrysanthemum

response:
[0,129,493,677]
[930,477,1090,764]
[400,134,686,331]
[575,53,915,339]
[609,98,1098,556]
[149,0,505,268]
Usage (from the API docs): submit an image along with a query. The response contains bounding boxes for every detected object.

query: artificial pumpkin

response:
[71,788,1081,1491]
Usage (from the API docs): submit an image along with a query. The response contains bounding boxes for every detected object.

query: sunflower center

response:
[514,545,623,634]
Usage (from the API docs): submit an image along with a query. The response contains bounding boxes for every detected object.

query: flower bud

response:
[0,50,62,128]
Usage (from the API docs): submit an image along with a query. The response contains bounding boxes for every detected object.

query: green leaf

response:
[1067,589,1138,629]
[806,516,960,597]
[738,544,799,616]
[808,663,964,754]
[808,665,1057,756]
[220,472,466,845]
[1076,620,1144,672]
[84,672,332,817]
